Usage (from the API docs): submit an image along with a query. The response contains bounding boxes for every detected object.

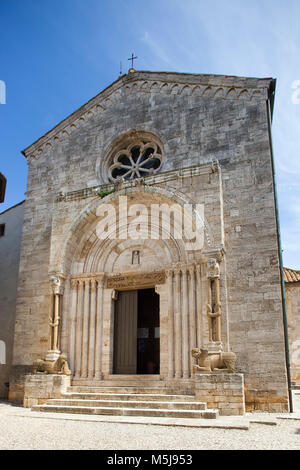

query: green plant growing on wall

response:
[97,189,115,199]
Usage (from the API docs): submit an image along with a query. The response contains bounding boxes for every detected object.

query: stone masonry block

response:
[23,374,71,408]
[194,373,245,416]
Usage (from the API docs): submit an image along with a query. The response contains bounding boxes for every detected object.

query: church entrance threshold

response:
[113,288,160,375]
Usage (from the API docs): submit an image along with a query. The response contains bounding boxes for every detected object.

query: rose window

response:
[108,141,163,182]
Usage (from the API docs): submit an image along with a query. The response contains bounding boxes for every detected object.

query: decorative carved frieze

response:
[106,270,166,290]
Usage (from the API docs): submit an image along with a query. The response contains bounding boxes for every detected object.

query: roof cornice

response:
[22,70,275,164]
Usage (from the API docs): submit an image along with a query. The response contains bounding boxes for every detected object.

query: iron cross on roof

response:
[128,53,138,69]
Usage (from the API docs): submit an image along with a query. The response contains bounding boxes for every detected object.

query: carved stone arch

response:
[238,89,249,100]
[214,88,224,98]
[161,82,170,93]
[70,190,196,274]
[180,85,191,95]
[54,184,213,277]
[250,89,262,101]
[140,81,149,90]
[170,84,179,94]
[150,82,159,92]
[191,85,202,95]
[202,86,212,97]
[81,234,184,275]
[226,88,237,99]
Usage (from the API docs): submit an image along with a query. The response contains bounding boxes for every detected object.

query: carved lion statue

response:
[32,354,72,376]
[191,348,236,374]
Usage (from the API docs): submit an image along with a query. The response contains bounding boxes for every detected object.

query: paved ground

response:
[0,393,299,450]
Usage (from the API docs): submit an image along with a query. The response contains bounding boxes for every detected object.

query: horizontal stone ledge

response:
[57,163,220,202]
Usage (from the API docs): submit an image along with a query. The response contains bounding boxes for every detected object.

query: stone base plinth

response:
[194,373,245,416]
[205,342,223,354]
[45,350,61,361]
[23,374,71,408]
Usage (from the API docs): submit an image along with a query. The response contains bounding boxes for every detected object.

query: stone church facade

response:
[8,70,290,412]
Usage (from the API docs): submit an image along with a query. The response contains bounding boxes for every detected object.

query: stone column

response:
[188,264,197,373]
[167,270,174,379]
[196,264,203,349]
[94,275,105,380]
[74,280,84,379]
[88,279,97,379]
[214,276,222,342]
[46,274,65,361]
[182,267,189,378]
[174,268,182,379]
[81,279,90,378]
[206,258,222,352]
[69,279,78,372]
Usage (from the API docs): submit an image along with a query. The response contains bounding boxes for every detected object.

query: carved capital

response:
[187,264,195,277]
[71,279,78,289]
[206,258,220,279]
[173,267,181,277]
[49,274,66,295]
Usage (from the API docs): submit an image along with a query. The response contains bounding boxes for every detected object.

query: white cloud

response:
[137,0,300,266]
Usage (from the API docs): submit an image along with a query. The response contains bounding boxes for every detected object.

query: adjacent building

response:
[0,201,25,397]
[284,267,300,385]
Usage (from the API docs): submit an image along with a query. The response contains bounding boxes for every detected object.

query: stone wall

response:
[23,374,71,408]
[194,373,245,416]
[0,202,24,398]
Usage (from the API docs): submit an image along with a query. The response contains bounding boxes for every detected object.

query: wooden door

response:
[113,290,138,374]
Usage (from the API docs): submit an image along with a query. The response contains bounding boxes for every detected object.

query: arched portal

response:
[56,187,212,383]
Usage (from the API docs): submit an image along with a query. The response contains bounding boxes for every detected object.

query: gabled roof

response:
[283,267,300,284]
[0,200,25,216]
[21,70,276,163]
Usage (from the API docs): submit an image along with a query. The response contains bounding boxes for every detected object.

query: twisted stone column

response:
[206,258,222,350]
[46,274,66,361]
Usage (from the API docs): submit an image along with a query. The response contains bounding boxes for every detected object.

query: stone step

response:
[46,398,207,410]
[62,392,196,402]
[71,383,168,389]
[68,386,177,395]
[71,378,164,388]
[32,404,218,419]
[72,375,161,384]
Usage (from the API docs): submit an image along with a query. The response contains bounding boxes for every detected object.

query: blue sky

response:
[0,0,299,267]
